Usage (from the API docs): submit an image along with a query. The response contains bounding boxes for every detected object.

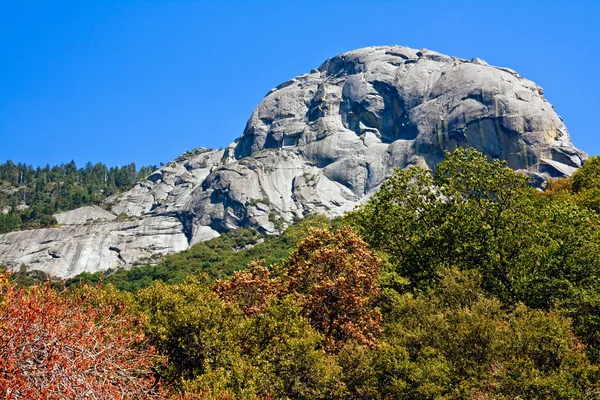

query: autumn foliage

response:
[213,227,382,351]
[0,274,162,399]
[3,150,600,399]
[212,260,284,317]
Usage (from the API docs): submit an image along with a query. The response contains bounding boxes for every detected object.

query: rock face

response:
[54,206,117,225]
[0,46,587,278]
[0,216,188,278]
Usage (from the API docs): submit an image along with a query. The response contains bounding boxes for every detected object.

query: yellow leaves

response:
[545,176,574,195]
[0,272,8,309]
[0,272,8,288]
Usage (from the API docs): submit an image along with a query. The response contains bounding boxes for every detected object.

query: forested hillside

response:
[2,149,600,398]
[0,160,156,233]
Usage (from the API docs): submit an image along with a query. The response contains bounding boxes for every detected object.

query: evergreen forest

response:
[0,160,156,233]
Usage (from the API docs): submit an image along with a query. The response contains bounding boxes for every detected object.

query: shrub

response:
[0,273,162,399]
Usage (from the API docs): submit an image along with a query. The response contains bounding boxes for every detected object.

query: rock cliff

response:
[0,46,587,277]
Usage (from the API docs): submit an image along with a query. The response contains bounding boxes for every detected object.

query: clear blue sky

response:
[1,0,598,168]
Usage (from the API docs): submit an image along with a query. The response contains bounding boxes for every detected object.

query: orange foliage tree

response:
[0,274,162,399]
[212,260,284,317]
[285,227,382,351]
[213,227,382,352]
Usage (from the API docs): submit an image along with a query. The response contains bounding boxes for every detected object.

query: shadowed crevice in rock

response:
[175,211,195,245]
[108,246,125,264]
[318,54,366,77]
[306,83,327,122]
[341,80,419,142]
[48,250,61,259]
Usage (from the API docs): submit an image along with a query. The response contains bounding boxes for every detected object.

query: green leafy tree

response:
[137,277,347,399]
[136,277,245,386]
[547,155,600,215]
[350,269,599,399]
[348,148,534,298]
[349,148,600,360]
[238,298,347,399]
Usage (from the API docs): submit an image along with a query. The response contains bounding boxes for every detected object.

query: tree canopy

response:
[348,148,600,362]
[3,148,600,399]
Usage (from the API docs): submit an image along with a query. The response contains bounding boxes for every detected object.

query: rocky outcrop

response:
[54,206,117,225]
[0,215,188,278]
[0,45,587,277]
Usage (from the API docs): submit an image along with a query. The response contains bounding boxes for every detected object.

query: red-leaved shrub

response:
[0,274,162,399]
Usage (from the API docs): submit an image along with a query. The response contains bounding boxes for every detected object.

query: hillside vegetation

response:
[0,160,156,233]
[2,149,600,399]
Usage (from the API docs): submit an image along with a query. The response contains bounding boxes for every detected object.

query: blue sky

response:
[1,0,598,168]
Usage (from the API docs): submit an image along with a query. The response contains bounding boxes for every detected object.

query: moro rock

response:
[0,46,586,277]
